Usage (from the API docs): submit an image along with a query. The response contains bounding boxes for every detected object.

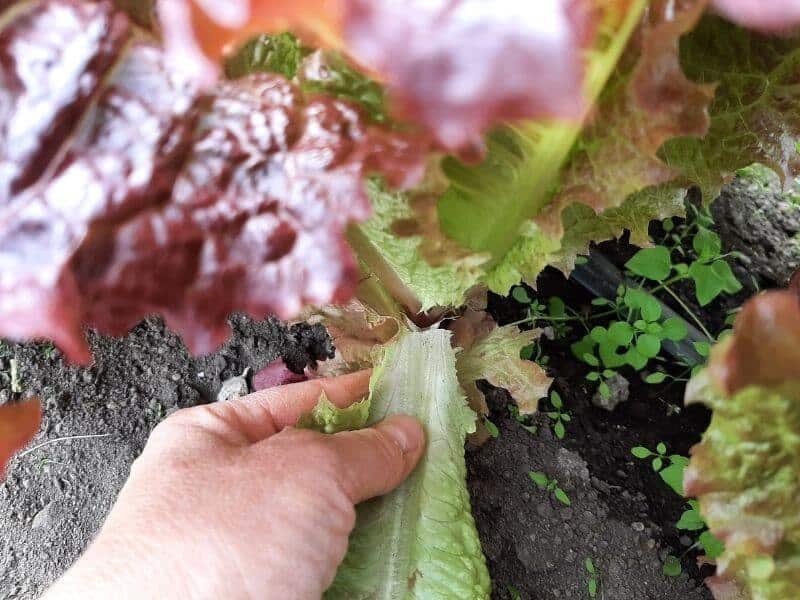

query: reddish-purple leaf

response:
[0,399,41,480]
[0,5,425,361]
[156,0,594,155]
[342,0,593,155]
[712,0,800,32]
[253,359,307,390]
[0,0,130,200]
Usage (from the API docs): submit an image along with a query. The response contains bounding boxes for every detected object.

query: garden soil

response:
[1,176,798,599]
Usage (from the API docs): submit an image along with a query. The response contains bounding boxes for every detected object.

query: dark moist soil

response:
[0,315,331,599]
[466,176,800,600]
[1,176,797,600]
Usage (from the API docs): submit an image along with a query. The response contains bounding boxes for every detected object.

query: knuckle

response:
[371,429,406,479]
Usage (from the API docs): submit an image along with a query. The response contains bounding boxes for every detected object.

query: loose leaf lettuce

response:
[0,9,424,361]
[661,16,800,200]
[326,330,490,599]
[0,0,130,200]
[456,325,552,415]
[436,1,650,259]
[552,0,713,219]
[296,392,371,433]
[711,0,800,32]
[684,291,800,599]
[156,0,593,155]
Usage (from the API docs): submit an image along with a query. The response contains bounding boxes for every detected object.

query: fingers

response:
[221,370,372,442]
[325,415,426,504]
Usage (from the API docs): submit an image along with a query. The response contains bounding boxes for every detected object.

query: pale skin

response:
[44,370,425,600]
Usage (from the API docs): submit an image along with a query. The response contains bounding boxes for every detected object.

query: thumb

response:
[325,415,426,504]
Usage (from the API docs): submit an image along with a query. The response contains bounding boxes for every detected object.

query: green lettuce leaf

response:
[354,181,488,311]
[661,16,800,200]
[296,392,371,433]
[436,1,651,259]
[456,325,551,415]
[326,330,490,599]
[224,32,306,80]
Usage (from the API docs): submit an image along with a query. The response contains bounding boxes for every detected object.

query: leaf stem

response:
[660,284,714,341]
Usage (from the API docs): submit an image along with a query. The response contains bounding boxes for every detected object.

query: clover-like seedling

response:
[528,471,571,506]
[545,390,570,439]
[508,404,538,435]
[585,557,599,598]
[631,442,689,496]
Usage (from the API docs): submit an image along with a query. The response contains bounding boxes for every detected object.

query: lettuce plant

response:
[2,2,800,598]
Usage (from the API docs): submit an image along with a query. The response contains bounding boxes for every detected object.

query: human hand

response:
[45,370,425,600]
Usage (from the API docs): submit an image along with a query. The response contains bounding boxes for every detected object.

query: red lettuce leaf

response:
[712,0,800,32]
[156,0,594,155]
[0,0,130,199]
[0,399,41,480]
[253,359,307,390]
[0,5,424,362]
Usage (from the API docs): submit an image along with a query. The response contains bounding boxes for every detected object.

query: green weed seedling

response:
[663,555,682,578]
[529,471,571,506]
[676,500,725,560]
[484,416,500,439]
[573,283,688,392]
[544,390,570,439]
[508,404,538,435]
[585,557,599,598]
[569,208,743,397]
[506,584,522,600]
[631,442,689,496]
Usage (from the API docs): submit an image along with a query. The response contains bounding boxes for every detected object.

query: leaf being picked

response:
[684,290,800,600]
[326,330,490,599]
[0,399,42,479]
[296,392,370,433]
[456,325,552,415]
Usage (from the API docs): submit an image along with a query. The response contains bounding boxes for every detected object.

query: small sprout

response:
[508,404,538,435]
[631,442,688,496]
[528,471,571,506]
[545,390,570,440]
[644,372,667,384]
[699,530,725,560]
[512,286,532,304]
[625,246,672,282]
[585,557,599,598]
[484,417,500,439]
[663,555,682,577]
[507,584,522,600]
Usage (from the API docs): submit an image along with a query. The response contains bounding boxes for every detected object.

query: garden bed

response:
[1,175,797,599]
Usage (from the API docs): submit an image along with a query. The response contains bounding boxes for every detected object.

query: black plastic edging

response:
[569,251,705,367]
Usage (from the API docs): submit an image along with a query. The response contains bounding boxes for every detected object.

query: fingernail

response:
[381,416,424,454]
